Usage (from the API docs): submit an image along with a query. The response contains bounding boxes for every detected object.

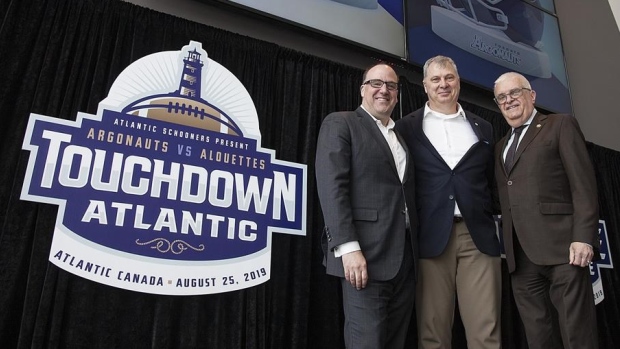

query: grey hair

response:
[423,55,459,79]
[494,72,532,90]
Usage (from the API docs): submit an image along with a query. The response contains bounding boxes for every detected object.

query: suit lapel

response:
[394,129,410,184]
[513,112,546,167]
[499,133,511,176]
[411,110,446,165]
[456,113,490,167]
[356,107,401,179]
[466,113,490,144]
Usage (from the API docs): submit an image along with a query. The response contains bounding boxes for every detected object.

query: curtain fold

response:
[0,0,618,348]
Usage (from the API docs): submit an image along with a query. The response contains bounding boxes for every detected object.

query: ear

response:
[360,84,365,97]
[423,83,427,94]
[531,89,537,103]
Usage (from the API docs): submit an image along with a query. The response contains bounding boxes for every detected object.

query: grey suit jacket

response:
[495,113,600,272]
[315,107,418,281]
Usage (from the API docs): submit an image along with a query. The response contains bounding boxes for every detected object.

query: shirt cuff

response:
[334,241,361,258]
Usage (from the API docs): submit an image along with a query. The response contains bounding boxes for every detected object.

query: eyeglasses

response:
[494,88,531,105]
[363,79,399,91]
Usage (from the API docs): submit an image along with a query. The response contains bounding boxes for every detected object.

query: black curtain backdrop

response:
[0,0,619,348]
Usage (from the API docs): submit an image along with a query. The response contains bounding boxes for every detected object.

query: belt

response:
[453,216,464,223]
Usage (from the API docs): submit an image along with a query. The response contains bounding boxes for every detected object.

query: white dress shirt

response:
[423,103,478,216]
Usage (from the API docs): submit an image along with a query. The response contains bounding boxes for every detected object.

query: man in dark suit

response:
[315,63,418,349]
[494,72,599,349]
[395,55,501,349]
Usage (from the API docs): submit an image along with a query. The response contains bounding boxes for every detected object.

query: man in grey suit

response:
[494,72,600,349]
[315,63,418,349]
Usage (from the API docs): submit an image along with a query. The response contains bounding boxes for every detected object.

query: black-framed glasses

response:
[494,87,531,105]
[363,79,399,91]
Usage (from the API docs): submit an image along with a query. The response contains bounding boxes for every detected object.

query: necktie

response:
[504,125,526,173]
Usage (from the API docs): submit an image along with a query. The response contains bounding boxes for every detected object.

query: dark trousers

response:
[340,232,415,349]
[511,235,598,349]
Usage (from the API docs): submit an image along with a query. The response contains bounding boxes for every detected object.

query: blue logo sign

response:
[21,41,307,295]
[591,220,613,304]
[494,216,612,304]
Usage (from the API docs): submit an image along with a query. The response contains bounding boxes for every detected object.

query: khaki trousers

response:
[416,220,502,349]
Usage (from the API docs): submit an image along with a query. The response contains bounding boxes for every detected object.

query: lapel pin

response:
[536,124,541,128]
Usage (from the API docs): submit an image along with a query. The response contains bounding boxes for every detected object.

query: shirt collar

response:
[361,105,395,130]
[527,108,537,125]
[515,108,537,130]
[423,102,466,121]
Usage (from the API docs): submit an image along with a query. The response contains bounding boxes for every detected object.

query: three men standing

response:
[316,59,600,349]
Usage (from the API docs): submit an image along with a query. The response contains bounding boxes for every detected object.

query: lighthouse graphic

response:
[121,46,244,136]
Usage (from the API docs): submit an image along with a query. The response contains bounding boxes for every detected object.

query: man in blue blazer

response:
[316,63,418,349]
[395,56,501,348]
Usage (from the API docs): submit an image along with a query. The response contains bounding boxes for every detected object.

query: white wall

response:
[555,0,620,151]
[124,0,620,151]
[121,0,380,69]
[610,0,620,32]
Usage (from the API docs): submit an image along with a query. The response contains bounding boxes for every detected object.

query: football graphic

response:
[122,48,242,136]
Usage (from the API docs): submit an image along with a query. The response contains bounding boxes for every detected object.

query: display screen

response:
[407,0,571,113]
[223,0,406,58]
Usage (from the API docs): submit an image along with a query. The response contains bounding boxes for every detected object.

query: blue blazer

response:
[395,108,499,258]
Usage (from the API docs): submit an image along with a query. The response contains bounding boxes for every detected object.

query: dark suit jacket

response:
[315,107,418,281]
[395,107,500,258]
[495,113,600,273]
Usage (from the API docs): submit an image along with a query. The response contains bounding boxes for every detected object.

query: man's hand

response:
[569,242,594,267]
[342,251,368,290]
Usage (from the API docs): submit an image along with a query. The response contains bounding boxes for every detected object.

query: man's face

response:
[494,75,536,128]
[360,65,398,121]
[423,62,460,112]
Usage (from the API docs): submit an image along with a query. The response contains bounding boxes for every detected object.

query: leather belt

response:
[453,216,464,223]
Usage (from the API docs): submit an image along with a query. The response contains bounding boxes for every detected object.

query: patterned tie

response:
[504,125,526,173]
